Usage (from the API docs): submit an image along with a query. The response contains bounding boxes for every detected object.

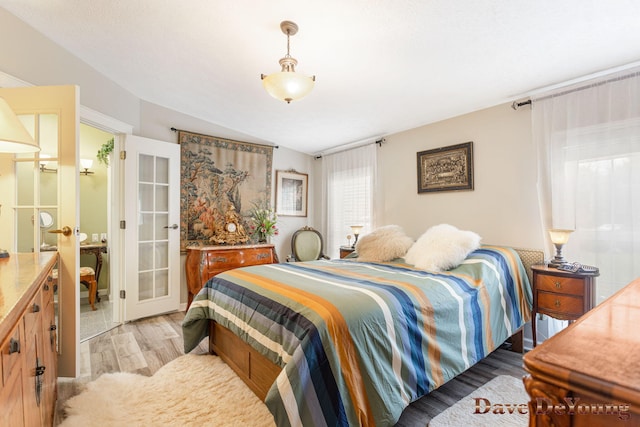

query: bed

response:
[183,245,538,426]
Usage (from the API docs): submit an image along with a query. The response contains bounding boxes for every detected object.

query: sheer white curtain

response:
[533,67,640,307]
[321,144,377,259]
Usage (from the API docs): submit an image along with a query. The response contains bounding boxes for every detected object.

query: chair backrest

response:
[291,226,326,261]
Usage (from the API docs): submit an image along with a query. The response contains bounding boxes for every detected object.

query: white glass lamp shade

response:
[0,97,39,153]
[80,158,93,169]
[262,72,315,103]
[548,228,573,267]
[39,154,51,167]
[350,225,364,236]
[548,229,573,245]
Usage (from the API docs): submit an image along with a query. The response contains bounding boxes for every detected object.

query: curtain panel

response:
[321,144,378,259]
[533,67,640,305]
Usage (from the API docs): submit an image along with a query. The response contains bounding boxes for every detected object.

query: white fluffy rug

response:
[60,354,275,427]
[429,375,529,427]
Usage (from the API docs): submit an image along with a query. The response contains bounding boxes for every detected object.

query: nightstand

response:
[339,246,355,259]
[531,264,599,347]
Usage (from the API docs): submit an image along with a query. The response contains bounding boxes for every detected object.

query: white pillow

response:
[404,224,481,271]
[355,225,414,262]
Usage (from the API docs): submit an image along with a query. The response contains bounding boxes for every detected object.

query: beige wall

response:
[378,103,545,250]
[312,103,546,253]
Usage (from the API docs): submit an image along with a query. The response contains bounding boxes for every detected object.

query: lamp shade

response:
[262,71,315,103]
[80,158,94,169]
[548,229,573,245]
[350,225,363,236]
[0,97,39,153]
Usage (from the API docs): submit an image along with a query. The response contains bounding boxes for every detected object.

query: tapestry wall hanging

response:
[179,131,273,250]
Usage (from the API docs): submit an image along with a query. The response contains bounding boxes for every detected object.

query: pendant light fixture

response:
[261,21,315,104]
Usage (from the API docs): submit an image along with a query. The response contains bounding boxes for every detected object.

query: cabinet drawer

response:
[1,322,23,386]
[42,274,56,310]
[202,248,276,280]
[537,291,584,317]
[23,291,43,337]
[204,248,275,268]
[537,274,585,296]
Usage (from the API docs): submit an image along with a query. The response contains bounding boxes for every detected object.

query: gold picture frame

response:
[275,169,308,217]
[417,141,473,193]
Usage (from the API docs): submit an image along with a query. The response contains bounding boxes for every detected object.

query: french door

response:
[0,85,80,377]
[123,135,180,321]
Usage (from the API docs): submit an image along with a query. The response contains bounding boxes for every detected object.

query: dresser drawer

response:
[536,274,585,296]
[537,291,584,317]
[202,248,277,279]
[41,274,56,310]
[23,291,43,338]
[1,322,23,387]
[187,245,279,309]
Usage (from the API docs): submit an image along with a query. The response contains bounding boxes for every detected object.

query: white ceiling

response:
[2,1,640,155]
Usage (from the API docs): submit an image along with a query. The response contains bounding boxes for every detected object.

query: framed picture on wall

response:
[417,141,474,193]
[275,169,308,217]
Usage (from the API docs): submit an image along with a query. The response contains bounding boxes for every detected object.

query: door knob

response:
[163,224,179,230]
[49,226,72,236]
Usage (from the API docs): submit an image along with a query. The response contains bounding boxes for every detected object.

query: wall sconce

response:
[39,154,57,173]
[548,229,573,267]
[80,158,94,175]
[350,225,363,248]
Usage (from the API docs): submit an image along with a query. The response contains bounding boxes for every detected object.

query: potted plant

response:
[97,138,114,166]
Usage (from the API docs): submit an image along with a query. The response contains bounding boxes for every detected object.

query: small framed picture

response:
[417,141,474,193]
[275,170,308,217]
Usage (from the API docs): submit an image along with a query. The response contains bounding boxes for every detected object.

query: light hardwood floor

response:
[55,311,526,426]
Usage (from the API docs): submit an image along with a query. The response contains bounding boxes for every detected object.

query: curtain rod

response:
[170,127,279,149]
[512,67,640,110]
[314,138,386,159]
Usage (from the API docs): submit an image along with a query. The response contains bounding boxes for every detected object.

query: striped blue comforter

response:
[183,246,532,426]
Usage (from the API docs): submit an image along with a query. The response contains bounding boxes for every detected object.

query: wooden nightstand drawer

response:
[536,274,585,296]
[537,291,584,317]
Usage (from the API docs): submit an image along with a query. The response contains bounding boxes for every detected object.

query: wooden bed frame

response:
[206,247,544,402]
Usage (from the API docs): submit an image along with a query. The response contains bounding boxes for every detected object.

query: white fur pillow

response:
[355,225,414,262]
[404,224,481,271]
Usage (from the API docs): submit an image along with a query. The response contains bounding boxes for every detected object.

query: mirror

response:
[40,211,54,228]
[40,210,55,249]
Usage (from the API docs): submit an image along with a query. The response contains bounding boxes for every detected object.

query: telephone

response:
[556,262,599,274]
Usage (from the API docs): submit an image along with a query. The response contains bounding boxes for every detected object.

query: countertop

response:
[0,252,57,339]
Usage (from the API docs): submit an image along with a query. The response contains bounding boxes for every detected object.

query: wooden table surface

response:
[524,276,640,414]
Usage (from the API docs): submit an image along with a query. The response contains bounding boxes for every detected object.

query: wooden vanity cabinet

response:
[0,252,58,427]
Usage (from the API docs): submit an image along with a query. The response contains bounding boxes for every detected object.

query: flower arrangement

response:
[248,202,279,242]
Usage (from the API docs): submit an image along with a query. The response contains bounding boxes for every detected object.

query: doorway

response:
[78,123,117,341]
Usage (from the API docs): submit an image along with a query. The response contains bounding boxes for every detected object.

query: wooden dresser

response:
[524,276,640,426]
[185,244,279,309]
[0,252,58,427]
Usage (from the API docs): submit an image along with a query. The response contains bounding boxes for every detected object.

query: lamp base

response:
[548,257,567,268]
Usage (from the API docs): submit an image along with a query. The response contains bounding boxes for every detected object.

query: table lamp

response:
[548,229,573,267]
[350,225,363,248]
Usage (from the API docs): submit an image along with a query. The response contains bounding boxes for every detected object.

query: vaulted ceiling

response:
[2,1,640,154]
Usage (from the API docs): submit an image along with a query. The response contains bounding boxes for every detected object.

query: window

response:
[321,144,377,258]
[534,68,640,304]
